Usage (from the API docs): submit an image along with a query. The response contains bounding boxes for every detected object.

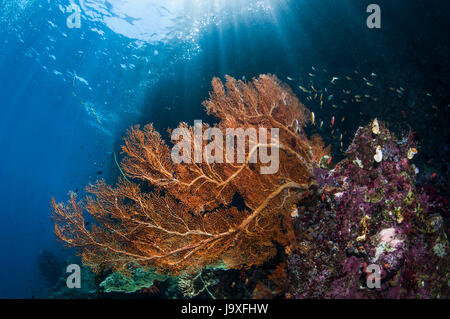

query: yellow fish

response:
[299,85,310,93]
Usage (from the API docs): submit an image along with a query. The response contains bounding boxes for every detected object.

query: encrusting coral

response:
[51,74,330,276]
[282,120,449,298]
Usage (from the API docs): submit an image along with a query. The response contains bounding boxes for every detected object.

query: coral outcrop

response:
[51,75,448,298]
[281,120,449,298]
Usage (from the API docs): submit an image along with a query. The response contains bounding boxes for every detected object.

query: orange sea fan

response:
[52,74,329,275]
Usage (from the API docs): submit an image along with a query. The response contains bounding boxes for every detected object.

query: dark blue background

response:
[0,0,448,298]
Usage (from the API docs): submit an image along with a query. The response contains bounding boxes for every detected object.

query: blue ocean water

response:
[0,0,448,298]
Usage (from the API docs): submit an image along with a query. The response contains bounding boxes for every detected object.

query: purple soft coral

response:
[285,119,449,298]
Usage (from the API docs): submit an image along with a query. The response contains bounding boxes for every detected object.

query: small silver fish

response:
[331,77,339,84]
[299,85,310,93]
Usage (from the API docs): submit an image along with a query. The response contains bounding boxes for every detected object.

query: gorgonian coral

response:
[51,74,329,275]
